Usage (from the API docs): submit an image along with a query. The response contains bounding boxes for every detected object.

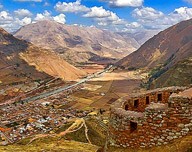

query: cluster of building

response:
[0,91,90,144]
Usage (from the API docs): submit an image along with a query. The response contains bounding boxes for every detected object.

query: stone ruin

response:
[109,86,192,148]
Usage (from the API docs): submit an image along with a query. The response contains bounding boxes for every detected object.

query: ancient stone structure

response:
[109,86,192,148]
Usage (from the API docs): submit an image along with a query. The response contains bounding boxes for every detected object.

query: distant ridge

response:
[14,20,139,64]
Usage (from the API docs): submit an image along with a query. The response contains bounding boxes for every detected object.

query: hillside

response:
[19,45,86,81]
[14,20,139,64]
[0,28,49,86]
[117,19,192,88]
[0,27,85,86]
[150,57,192,88]
[117,19,192,70]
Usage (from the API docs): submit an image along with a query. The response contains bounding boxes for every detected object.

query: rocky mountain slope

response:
[0,28,85,86]
[14,20,139,64]
[117,19,192,88]
[118,19,192,70]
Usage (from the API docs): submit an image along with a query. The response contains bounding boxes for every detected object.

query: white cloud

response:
[15,17,32,26]
[55,0,90,13]
[0,11,33,32]
[53,14,66,24]
[131,6,192,31]
[21,17,32,25]
[115,22,143,33]
[96,12,126,26]
[34,10,66,24]
[0,11,16,31]
[125,22,142,30]
[82,6,125,26]
[34,10,52,21]
[0,11,13,24]
[0,9,67,32]
[103,0,143,7]
[132,7,164,21]
[171,7,192,21]
[14,9,32,18]
[14,0,42,2]
[83,6,111,18]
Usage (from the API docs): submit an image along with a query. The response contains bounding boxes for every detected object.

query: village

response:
[0,90,92,144]
[0,65,114,145]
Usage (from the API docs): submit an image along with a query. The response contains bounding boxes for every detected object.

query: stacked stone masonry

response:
[109,86,192,148]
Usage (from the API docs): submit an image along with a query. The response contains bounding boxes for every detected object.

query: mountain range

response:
[14,20,139,64]
[1,18,192,88]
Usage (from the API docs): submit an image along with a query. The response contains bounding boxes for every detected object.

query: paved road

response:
[20,65,113,103]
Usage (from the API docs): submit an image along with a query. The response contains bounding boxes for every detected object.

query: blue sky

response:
[0,0,192,32]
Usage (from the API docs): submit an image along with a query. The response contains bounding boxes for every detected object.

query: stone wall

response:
[123,87,186,112]
[109,87,192,148]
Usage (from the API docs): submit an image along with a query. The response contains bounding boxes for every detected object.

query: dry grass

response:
[0,138,99,152]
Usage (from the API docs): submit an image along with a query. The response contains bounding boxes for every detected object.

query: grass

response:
[56,122,88,143]
[55,119,106,146]
[0,137,99,152]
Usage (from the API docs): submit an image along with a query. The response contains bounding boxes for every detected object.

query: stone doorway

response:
[125,104,129,111]
[130,121,137,133]
[157,93,162,102]
[146,96,150,105]
[134,99,139,108]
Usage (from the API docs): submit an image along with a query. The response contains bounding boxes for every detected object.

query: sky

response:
[0,0,192,32]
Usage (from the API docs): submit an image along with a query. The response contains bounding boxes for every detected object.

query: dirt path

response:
[27,118,92,145]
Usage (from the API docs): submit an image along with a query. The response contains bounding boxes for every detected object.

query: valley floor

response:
[70,70,147,111]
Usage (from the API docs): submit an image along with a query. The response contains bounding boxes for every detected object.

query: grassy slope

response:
[0,138,98,152]
[150,57,192,88]
[56,119,106,146]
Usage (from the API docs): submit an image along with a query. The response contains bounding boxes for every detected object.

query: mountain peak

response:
[35,19,62,25]
[14,21,139,64]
